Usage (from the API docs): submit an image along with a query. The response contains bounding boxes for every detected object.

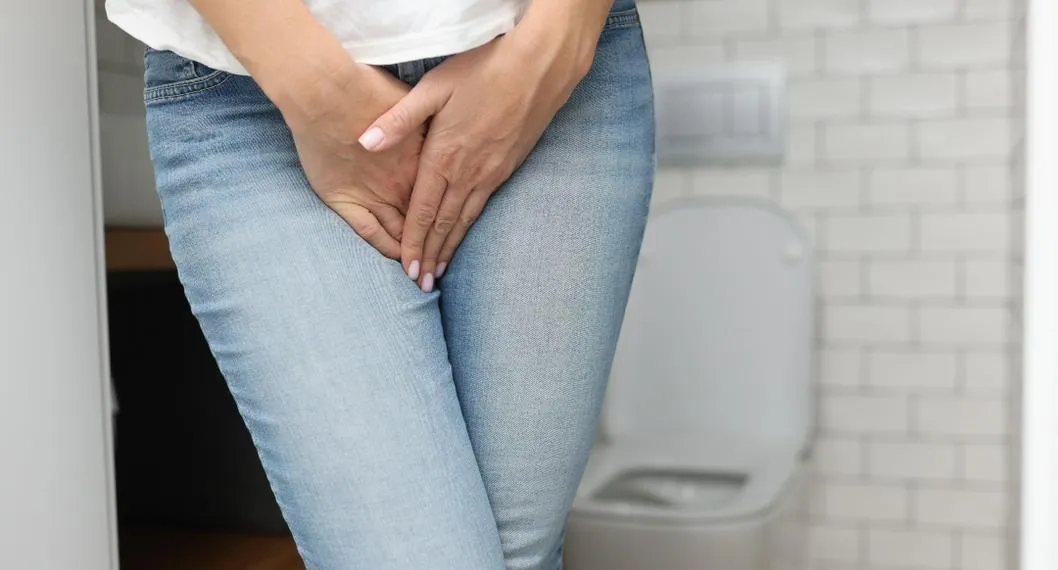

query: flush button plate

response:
[654,63,786,167]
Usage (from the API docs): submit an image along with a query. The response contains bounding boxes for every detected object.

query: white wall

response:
[1016,0,1056,568]
[94,0,160,227]
[1008,7,1028,570]
[0,1,116,568]
[638,1,1025,569]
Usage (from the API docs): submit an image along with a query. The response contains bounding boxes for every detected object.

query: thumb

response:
[358,80,450,152]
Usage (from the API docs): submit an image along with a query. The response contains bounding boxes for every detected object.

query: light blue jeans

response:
[142,2,653,568]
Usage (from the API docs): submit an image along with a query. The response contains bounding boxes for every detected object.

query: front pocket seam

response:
[144,71,233,104]
[604,8,640,30]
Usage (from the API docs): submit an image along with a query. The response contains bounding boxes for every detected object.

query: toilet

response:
[565,198,815,570]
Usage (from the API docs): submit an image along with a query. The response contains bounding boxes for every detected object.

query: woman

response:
[107,0,654,567]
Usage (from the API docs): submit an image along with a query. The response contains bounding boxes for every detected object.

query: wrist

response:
[186,0,382,131]
[259,48,369,125]
[509,1,610,79]
[206,7,364,122]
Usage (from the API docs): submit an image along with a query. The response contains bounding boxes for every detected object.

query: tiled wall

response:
[1006,6,1027,570]
[638,0,1024,569]
[95,0,143,108]
[94,0,161,226]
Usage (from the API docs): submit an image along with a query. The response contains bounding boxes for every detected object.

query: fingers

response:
[435,188,491,278]
[373,203,405,242]
[401,168,448,283]
[329,202,403,261]
[359,78,451,153]
[418,184,472,290]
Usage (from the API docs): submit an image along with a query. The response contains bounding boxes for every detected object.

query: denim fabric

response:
[142,3,653,568]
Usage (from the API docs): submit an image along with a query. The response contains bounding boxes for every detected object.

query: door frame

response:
[0,0,118,567]
[85,0,122,565]
[1020,0,1056,569]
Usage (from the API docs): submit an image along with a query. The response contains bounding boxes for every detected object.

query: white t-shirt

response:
[106,0,529,74]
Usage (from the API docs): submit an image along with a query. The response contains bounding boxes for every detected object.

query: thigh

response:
[144,49,505,570]
[438,7,655,570]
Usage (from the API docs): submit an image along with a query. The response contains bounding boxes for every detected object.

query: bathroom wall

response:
[94,0,161,227]
[1006,3,1027,570]
[637,1,1024,569]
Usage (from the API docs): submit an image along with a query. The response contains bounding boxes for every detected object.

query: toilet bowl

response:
[565,198,815,570]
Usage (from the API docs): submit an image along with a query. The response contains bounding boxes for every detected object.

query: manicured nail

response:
[407,260,420,280]
[358,127,384,150]
[435,262,447,279]
[421,273,435,293]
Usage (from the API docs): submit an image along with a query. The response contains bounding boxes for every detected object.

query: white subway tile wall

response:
[961,533,1006,570]
[639,0,1022,568]
[866,0,960,24]
[864,350,959,390]
[822,481,910,521]
[917,22,1012,68]
[867,167,959,205]
[778,0,860,31]
[96,0,1024,567]
[733,35,818,76]
[914,487,1008,528]
[811,525,861,563]
[94,0,144,112]
[869,73,960,118]
[866,527,954,568]
[965,69,1015,110]
[826,29,912,74]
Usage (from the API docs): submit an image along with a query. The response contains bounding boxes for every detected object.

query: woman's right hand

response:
[186,0,423,260]
[281,66,424,260]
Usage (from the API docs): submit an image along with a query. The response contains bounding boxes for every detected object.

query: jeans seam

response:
[604,9,640,30]
[144,71,233,104]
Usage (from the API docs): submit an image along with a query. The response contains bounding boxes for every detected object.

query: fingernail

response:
[358,127,384,150]
[435,262,447,279]
[407,260,420,280]
[421,273,435,293]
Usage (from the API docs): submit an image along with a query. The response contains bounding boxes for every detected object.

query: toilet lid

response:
[603,198,815,450]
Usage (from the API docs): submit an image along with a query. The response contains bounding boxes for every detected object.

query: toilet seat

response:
[599,199,814,449]
[566,200,815,570]
[574,437,799,526]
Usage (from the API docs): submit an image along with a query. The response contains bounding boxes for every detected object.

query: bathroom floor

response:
[119,527,304,570]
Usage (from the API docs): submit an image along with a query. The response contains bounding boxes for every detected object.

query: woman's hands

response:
[188,0,424,260]
[358,2,612,291]
[187,0,612,274]
[283,67,424,260]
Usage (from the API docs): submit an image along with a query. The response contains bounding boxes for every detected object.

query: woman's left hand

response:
[358,6,610,291]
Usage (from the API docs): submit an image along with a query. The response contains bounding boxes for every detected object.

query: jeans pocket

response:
[143,48,233,104]
[604,5,640,31]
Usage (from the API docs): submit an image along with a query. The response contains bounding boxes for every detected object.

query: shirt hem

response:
[344,8,520,65]
[107,4,521,76]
